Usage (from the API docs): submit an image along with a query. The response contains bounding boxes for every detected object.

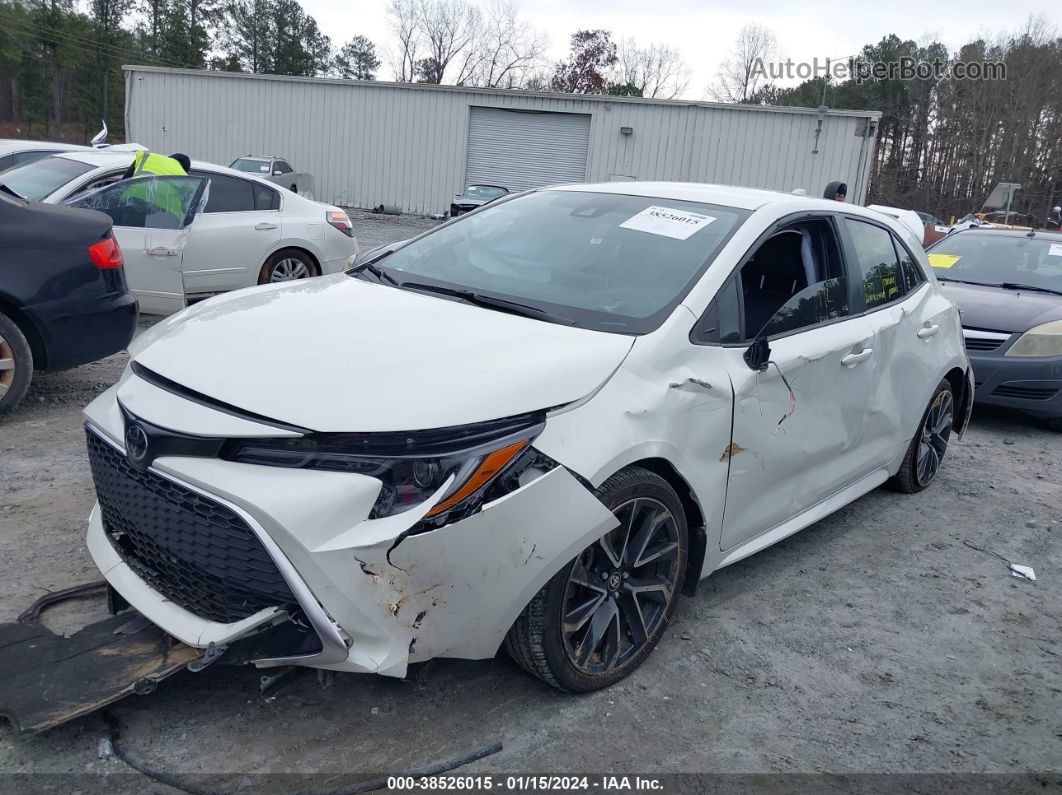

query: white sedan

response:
[83,182,972,691]
[0,150,356,314]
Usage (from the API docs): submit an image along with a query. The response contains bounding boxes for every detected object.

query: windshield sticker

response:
[934,225,950,233]
[619,206,716,240]
[1049,243,1062,257]
[928,253,961,269]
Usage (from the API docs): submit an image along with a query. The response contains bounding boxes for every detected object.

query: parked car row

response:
[3,140,1060,702]
[0,141,357,413]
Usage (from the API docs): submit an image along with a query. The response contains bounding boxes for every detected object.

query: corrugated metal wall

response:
[125,67,880,214]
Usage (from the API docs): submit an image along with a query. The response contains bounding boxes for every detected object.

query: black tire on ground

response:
[504,466,688,692]
[1035,415,1062,432]
[0,311,33,417]
[290,184,297,193]
[890,379,955,493]
[258,249,319,285]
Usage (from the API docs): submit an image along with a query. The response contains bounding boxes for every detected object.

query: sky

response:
[301,0,1058,98]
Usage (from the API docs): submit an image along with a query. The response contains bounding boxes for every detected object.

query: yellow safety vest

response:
[125,151,189,226]
[132,150,187,177]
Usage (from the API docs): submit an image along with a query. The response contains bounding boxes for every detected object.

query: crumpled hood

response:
[940,281,1062,333]
[131,275,634,432]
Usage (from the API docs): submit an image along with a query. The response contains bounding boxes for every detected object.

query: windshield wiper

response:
[996,282,1062,297]
[350,261,400,286]
[397,281,579,326]
[0,184,27,201]
[937,277,994,287]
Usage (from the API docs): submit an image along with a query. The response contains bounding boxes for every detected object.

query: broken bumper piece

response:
[0,611,201,736]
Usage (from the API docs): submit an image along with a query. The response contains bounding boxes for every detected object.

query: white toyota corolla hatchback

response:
[84,183,973,691]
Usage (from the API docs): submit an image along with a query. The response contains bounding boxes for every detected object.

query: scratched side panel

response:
[535,309,736,577]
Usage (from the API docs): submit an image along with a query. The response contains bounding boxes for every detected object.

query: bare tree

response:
[454,0,548,87]
[614,38,690,99]
[710,23,778,103]
[413,0,481,83]
[387,0,420,82]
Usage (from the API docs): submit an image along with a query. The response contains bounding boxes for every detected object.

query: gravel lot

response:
[0,213,1059,789]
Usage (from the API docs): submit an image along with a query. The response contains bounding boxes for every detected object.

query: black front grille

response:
[86,429,299,624]
[964,337,1005,352]
[992,384,1059,401]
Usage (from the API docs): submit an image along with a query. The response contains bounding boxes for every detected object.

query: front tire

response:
[0,311,33,416]
[505,467,687,692]
[891,379,954,493]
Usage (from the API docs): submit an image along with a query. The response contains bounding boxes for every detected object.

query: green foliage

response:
[213,0,333,76]
[0,0,363,140]
[334,34,379,81]
[607,81,642,97]
[0,0,213,139]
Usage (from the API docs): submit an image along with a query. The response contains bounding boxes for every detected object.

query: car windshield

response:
[0,156,95,201]
[363,189,748,333]
[928,233,1062,292]
[230,158,271,174]
[462,185,507,199]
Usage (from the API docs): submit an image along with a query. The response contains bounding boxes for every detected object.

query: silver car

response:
[230,155,314,198]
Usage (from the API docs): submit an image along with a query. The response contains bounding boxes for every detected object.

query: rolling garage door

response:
[465,107,591,192]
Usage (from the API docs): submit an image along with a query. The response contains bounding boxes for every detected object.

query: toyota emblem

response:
[125,422,150,464]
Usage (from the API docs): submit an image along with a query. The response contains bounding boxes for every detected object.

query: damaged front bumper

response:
[84,387,617,678]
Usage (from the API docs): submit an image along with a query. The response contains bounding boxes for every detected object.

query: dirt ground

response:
[0,213,1059,789]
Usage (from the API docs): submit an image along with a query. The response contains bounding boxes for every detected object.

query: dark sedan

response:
[0,190,138,415]
[927,228,1062,430]
[450,184,509,217]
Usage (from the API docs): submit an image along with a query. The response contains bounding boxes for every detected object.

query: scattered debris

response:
[962,539,1037,583]
[370,706,380,716]
[1010,565,1037,582]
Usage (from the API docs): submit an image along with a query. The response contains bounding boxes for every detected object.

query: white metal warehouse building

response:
[124,66,881,214]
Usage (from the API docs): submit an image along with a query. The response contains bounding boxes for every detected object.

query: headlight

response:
[1005,320,1062,357]
[224,414,544,520]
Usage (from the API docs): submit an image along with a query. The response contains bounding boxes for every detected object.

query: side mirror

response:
[273,169,283,176]
[743,336,771,371]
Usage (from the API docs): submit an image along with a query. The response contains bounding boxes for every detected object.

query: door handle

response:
[917,324,940,339]
[841,348,873,367]
[146,246,178,257]
[255,222,278,231]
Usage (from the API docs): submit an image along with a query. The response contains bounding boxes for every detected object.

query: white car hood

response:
[132,275,634,432]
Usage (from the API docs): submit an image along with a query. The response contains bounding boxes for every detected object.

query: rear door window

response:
[845,218,904,310]
[191,171,255,212]
[253,183,279,210]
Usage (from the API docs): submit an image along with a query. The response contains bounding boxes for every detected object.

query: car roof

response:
[550,180,884,216]
[947,227,1062,240]
[0,140,93,155]
[235,155,284,160]
[49,151,283,186]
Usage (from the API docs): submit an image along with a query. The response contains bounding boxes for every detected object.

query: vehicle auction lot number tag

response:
[619,206,716,240]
